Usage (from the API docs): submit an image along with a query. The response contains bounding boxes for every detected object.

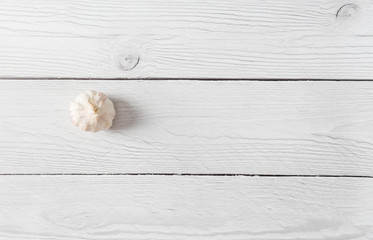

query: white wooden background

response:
[0,0,373,239]
[1,0,373,79]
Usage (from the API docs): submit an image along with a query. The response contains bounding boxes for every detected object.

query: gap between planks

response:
[0,173,372,178]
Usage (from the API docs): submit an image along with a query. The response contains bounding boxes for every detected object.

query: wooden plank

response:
[1,80,373,175]
[0,175,372,239]
[0,0,373,79]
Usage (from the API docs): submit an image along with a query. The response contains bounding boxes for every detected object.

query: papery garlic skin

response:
[70,90,116,132]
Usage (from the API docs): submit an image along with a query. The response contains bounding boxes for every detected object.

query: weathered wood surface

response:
[0,176,371,239]
[1,80,373,175]
[0,0,373,79]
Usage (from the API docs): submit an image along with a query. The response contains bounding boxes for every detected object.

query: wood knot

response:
[118,53,139,71]
[336,4,359,20]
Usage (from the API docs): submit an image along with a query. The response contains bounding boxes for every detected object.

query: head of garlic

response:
[70,90,116,132]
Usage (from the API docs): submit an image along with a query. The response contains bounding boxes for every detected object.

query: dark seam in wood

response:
[0,173,371,178]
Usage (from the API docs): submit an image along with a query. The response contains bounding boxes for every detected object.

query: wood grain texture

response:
[1,80,373,174]
[0,0,373,79]
[0,176,372,239]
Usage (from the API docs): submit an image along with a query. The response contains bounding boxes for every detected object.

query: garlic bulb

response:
[70,90,116,132]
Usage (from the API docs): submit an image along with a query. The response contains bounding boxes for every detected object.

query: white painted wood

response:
[0,0,373,79]
[0,176,372,239]
[1,80,373,175]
